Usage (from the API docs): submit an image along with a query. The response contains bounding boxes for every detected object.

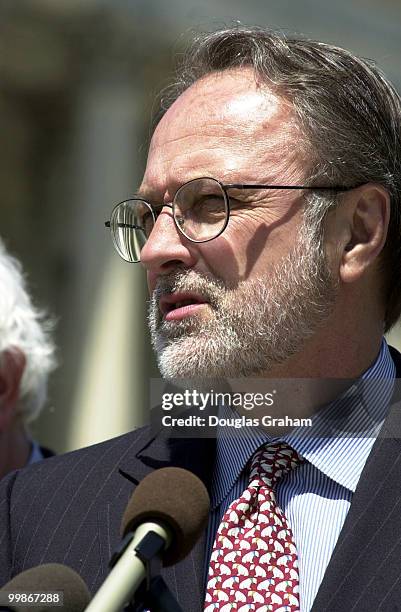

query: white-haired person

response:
[0,239,56,480]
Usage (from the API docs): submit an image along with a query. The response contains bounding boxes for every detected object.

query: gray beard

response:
[148,225,337,379]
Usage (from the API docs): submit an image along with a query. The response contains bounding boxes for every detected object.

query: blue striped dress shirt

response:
[204,338,395,611]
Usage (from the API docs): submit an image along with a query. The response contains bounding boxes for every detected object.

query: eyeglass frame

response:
[104,177,360,261]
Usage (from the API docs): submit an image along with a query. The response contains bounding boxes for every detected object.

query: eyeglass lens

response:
[110,200,154,262]
[174,177,228,241]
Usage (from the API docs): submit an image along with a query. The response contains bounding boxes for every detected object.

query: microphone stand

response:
[127,576,184,612]
[112,531,183,612]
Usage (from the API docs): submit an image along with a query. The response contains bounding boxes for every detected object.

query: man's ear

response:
[0,348,26,431]
[338,183,390,284]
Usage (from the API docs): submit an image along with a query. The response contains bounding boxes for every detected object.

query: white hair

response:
[0,239,56,423]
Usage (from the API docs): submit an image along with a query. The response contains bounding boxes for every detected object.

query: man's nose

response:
[140,207,197,276]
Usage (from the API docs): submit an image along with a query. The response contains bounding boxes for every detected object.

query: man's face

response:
[140,69,337,378]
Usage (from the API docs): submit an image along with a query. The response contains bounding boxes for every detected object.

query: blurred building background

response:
[1,0,400,453]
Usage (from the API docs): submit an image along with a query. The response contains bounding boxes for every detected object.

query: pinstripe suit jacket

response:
[1,348,401,611]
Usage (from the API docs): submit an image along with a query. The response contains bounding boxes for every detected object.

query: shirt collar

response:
[28,440,45,465]
[211,338,395,508]
[288,338,395,491]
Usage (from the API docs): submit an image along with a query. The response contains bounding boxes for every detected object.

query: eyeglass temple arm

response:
[104,221,146,232]
[223,184,357,191]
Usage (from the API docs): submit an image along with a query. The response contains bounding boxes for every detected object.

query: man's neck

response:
[233,333,385,423]
[0,423,31,480]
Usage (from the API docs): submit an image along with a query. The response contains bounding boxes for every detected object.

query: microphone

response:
[85,467,210,612]
[0,563,91,611]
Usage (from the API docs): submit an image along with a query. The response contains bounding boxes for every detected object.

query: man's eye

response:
[196,195,224,208]
[191,195,226,218]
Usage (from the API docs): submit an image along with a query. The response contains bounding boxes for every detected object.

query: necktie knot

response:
[249,442,303,489]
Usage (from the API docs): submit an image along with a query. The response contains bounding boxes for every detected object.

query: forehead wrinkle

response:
[153,107,289,148]
[151,111,302,172]
[149,129,248,157]
[151,123,297,173]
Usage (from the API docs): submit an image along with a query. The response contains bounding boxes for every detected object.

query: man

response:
[1,26,401,611]
[0,239,56,480]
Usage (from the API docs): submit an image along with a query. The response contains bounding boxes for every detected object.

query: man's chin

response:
[156,316,208,341]
[154,334,265,379]
[154,331,215,379]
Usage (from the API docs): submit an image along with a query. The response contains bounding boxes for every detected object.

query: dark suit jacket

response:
[1,348,401,611]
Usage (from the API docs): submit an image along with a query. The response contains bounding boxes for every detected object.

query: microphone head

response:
[121,467,210,566]
[0,563,91,611]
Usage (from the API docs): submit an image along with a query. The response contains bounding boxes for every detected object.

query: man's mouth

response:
[159,292,210,322]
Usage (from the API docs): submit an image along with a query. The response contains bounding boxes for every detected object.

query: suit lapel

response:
[134,434,215,610]
[97,429,215,610]
[311,400,401,611]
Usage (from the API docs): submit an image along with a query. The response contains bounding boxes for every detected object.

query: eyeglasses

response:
[105,176,356,263]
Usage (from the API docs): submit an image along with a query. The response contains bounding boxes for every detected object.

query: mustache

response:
[152,270,229,307]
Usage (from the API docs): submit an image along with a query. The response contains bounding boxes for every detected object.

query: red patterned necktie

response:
[204,443,303,611]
